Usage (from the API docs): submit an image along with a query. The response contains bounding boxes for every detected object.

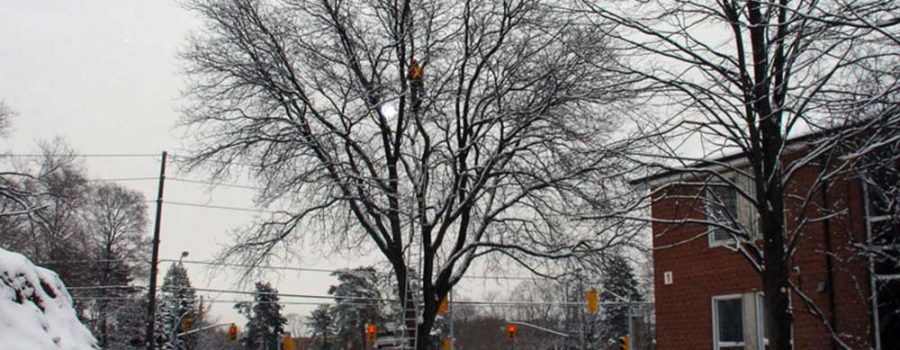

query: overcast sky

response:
[0,0,516,329]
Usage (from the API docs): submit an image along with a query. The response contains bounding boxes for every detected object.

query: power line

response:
[162,200,279,214]
[188,287,391,302]
[167,177,263,190]
[89,176,260,190]
[71,296,379,307]
[168,259,335,273]
[172,259,541,281]
[89,177,159,182]
[69,285,615,307]
[67,285,142,290]
[168,153,259,168]
[3,153,160,158]
[71,294,643,308]
[42,257,544,281]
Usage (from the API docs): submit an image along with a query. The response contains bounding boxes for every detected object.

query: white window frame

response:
[706,174,758,247]
[712,294,745,350]
[707,182,740,247]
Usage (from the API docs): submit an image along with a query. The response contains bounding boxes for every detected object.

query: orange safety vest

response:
[408,58,424,81]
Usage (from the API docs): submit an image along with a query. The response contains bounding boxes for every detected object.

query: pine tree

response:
[307,305,335,350]
[154,263,198,350]
[328,267,383,350]
[600,253,642,343]
[242,282,287,350]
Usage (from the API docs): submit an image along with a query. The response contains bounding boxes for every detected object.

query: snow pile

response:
[0,248,98,350]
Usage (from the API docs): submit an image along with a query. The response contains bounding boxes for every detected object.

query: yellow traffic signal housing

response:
[586,288,599,314]
[505,323,517,342]
[366,324,377,342]
[227,323,238,342]
[437,296,449,314]
[442,336,452,350]
[181,316,193,332]
[282,334,295,350]
[619,335,630,350]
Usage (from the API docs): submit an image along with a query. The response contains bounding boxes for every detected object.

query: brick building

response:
[635,136,898,349]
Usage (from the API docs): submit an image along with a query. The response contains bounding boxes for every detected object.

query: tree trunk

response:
[416,308,435,350]
[759,117,792,350]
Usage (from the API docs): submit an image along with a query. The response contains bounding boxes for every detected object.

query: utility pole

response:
[146,151,167,350]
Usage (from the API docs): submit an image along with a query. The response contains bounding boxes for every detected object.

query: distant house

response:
[633,130,898,349]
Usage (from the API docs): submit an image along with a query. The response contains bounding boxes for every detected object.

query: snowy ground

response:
[0,248,98,350]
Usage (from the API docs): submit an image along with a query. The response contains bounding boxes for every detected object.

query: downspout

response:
[819,173,838,350]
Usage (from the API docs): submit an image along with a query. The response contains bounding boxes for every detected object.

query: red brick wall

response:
[651,163,873,349]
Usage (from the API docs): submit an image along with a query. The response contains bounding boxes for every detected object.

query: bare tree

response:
[83,183,149,348]
[0,101,38,219]
[579,0,899,348]
[180,0,637,348]
[285,313,305,339]
[0,100,12,137]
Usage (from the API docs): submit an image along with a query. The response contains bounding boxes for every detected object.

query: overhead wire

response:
[162,200,279,214]
[2,153,161,158]
[42,257,544,281]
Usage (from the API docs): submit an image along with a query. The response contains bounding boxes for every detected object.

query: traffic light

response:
[282,333,295,350]
[228,323,238,342]
[619,335,630,350]
[181,316,193,332]
[366,323,377,342]
[442,336,452,350]
[438,296,449,314]
[505,323,517,342]
[586,288,599,314]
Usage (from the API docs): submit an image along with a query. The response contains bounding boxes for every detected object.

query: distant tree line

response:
[0,133,150,348]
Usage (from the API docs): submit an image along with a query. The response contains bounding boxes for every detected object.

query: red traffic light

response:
[366,324,377,342]
[227,323,238,342]
[505,323,517,341]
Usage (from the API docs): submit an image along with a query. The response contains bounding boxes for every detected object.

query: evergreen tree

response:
[328,267,383,350]
[600,253,642,343]
[307,305,335,350]
[154,263,198,350]
[242,282,287,350]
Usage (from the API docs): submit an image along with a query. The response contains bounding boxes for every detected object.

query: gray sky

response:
[0,0,515,329]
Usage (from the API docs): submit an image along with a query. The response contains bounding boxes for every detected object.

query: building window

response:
[712,295,745,350]
[713,293,791,350]
[706,175,758,247]
[707,183,739,245]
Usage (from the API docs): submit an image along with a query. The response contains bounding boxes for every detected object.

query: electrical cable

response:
[162,200,279,214]
[2,153,160,158]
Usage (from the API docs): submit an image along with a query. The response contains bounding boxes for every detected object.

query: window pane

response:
[709,184,739,243]
[717,298,744,343]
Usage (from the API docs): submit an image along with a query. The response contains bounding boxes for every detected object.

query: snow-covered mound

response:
[0,248,98,350]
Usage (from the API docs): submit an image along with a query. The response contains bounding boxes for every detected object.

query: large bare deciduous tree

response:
[579,0,898,348]
[83,183,149,348]
[180,0,637,346]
